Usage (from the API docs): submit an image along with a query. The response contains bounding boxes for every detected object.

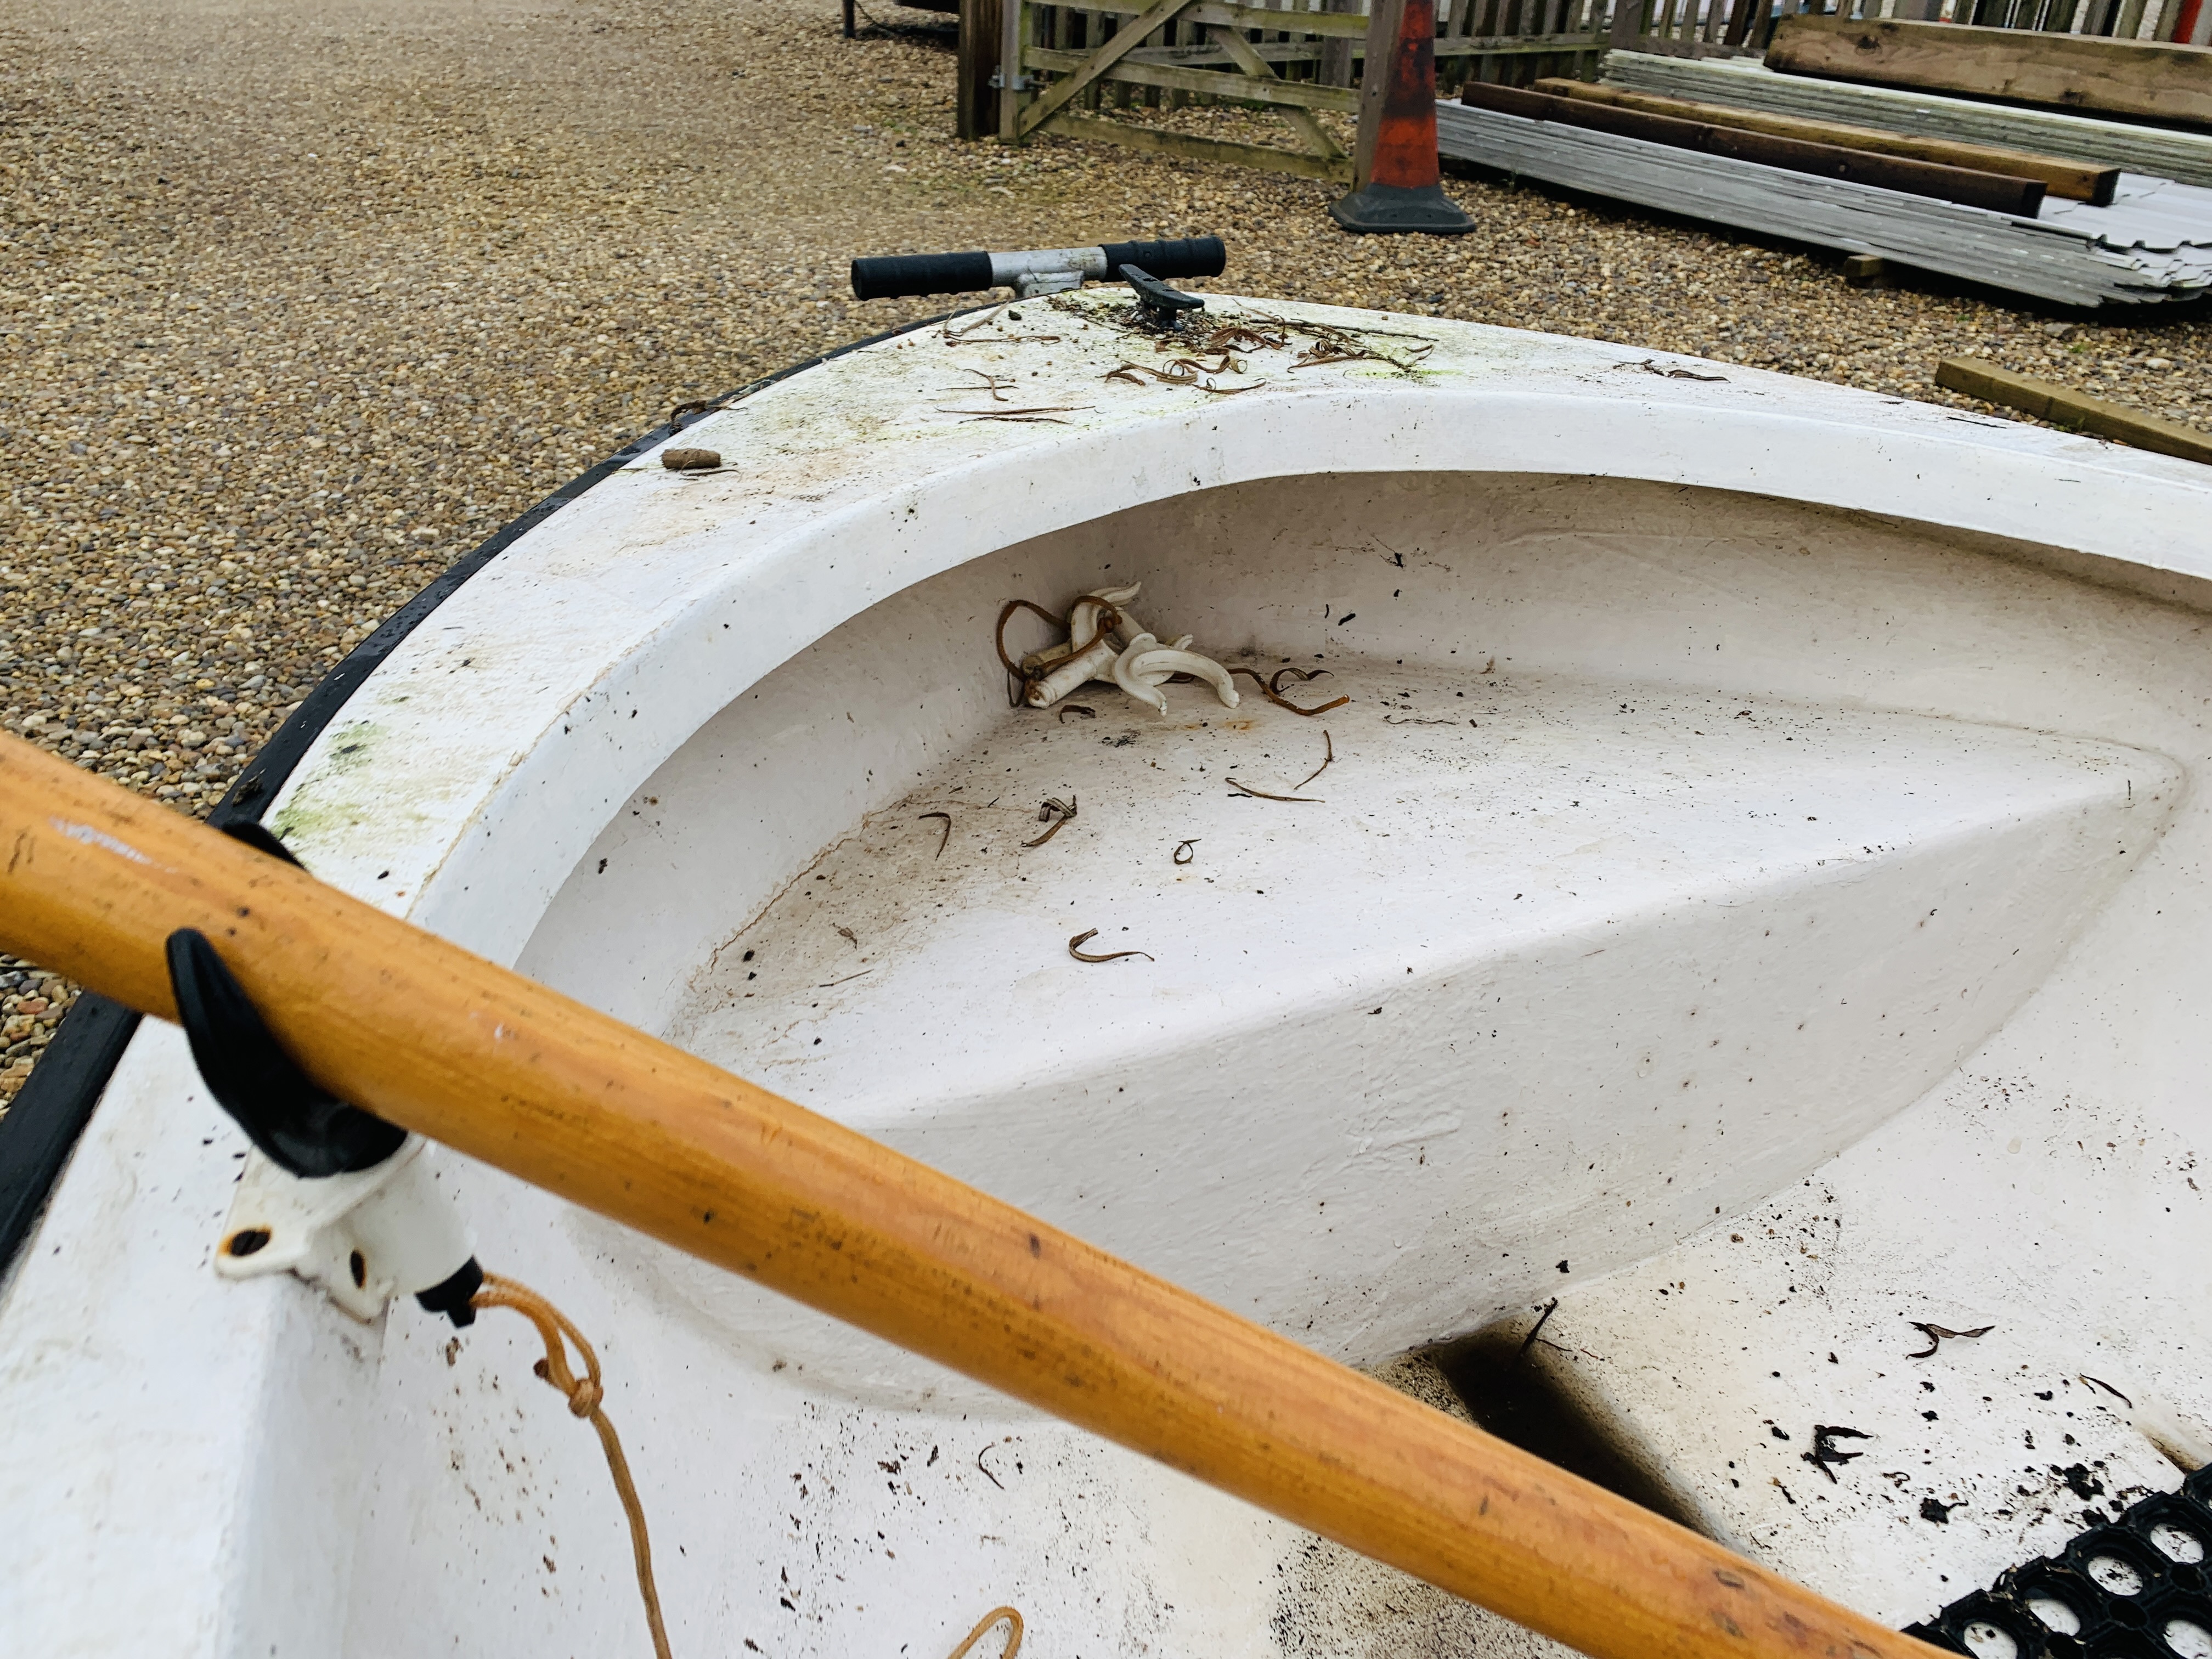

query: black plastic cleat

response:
[1120,263,1206,329]
[167,926,405,1180]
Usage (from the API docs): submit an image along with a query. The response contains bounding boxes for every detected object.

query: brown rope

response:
[1229,666,1350,717]
[945,1606,1024,1659]
[470,1273,1021,1659]
[473,1272,673,1659]
[995,599,1069,705]
[996,597,1125,709]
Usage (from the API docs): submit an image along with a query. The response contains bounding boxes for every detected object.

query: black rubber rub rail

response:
[1907,1463,2212,1659]
[0,309,964,1279]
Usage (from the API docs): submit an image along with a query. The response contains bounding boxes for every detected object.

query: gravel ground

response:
[3,0,2207,1106]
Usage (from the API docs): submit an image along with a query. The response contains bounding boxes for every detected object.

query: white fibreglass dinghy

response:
[4,275,2212,1659]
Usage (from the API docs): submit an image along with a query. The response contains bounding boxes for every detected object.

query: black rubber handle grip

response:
[1101,236,1226,283]
[850,250,995,302]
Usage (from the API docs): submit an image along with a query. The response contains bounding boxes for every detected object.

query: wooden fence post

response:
[1322,0,1363,86]
[998,0,1026,140]
[958,0,1004,139]
[1353,0,1409,186]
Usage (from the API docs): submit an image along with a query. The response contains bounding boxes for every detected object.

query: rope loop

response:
[475,1271,672,1659]
[470,1274,1026,1659]
[946,1605,1024,1659]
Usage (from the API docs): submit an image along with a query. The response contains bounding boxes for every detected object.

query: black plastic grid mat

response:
[1908,1464,2212,1659]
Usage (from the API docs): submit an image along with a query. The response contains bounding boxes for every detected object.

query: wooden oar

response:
[0,730,1934,1659]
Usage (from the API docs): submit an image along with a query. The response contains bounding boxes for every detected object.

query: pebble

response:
[0,969,74,1099]
[1,0,2204,1110]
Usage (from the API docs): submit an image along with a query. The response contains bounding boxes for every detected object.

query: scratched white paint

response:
[48,817,155,864]
[2,298,2210,1658]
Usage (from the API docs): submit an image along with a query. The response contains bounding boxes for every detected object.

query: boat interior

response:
[481,470,2210,1654]
[7,336,2211,1657]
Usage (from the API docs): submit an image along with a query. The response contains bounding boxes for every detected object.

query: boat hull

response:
[4,298,2210,1656]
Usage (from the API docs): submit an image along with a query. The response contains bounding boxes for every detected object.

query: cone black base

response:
[1329,182,1475,235]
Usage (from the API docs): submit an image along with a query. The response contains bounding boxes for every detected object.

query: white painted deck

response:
[4,295,2211,1658]
[639,662,2163,1383]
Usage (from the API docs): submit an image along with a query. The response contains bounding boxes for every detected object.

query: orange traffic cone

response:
[1331,0,1474,235]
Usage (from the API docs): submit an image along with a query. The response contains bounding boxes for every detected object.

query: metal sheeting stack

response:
[1600,50,2212,191]
[1434,97,2212,307]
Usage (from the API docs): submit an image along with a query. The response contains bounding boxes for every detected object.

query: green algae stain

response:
[268,720,383,844]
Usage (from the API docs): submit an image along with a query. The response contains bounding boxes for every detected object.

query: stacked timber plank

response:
[1464,82,2050,214]
[1434,96,2212,306]
[1765,16,2212,133]
[1934,357,2212,465]
[1531,80,2119,205]
[1598,50,2212,190]
[1432,19,2212,307]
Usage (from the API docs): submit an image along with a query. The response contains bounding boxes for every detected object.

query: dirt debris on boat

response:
[3,0,2208,1108]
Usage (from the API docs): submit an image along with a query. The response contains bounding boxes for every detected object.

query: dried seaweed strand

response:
[1293,345,1393,370]
[1054,294,1427,373]
[941,404,1093,425]
[1618,358,1728,382]
[1023,795,1078,849]
[2080,1374,2134,1407]
[1231,666,1350,718]
[1200,324,1288,353]
[1069,928,1154,964]
[1802,1424,1872,1483]
[1057,704,1096,723]
[1172,838,1198,865]
[941,313,1062,346]
[1226,778,1322,803]
[1906,1321,1994,1359]
[667,393,736,427]
[1227,313,1431,376]
[1240,309,1438,346]
[918,811,953,858]
[1294,731,1335,792]
[953,366,1018,402]
[1103,360,1261,396]
[1511,1298,1560,1370]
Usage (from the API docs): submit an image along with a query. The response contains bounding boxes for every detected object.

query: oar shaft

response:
[0,731,1925,1659]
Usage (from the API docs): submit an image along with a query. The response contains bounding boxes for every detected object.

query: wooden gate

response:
[988,0,1615,179]
[1000,0,1367,180]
